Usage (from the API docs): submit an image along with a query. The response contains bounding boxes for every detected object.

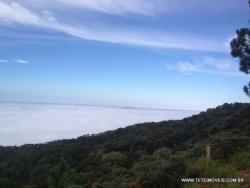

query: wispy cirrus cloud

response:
[13,59,30,64]
[0,58,8,63]
[0,1,227,52]
[175,61,200,75]
[45,0,245,17]
[167,57,240,76]
[203,57,236,70]
[0,58,30,64]
[0,2,44,25]
[56,0,161,16]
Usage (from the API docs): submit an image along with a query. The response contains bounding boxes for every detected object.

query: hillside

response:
[0,103,249,188]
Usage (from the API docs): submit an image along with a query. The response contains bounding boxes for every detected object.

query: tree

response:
[101,152,126,167]
[0,178,16,188]
[230,2,250,96]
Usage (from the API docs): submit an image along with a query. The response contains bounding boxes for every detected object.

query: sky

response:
[0,0,250,109]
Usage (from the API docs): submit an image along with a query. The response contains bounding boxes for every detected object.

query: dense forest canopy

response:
[0,103,249,188]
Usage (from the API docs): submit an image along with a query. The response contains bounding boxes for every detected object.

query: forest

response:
[0,103,249,188]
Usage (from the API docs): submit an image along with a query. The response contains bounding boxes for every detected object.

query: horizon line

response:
[0,100,202,112]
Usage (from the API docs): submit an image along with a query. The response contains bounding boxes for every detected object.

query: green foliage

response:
[0,177,16,188]
[101,152,126,167]
[0,103,249,188]
[230,151,250,170]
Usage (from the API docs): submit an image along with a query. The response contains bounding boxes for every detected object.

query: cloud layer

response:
[0,103,198,146]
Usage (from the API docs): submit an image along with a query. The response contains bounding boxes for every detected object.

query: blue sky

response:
[0,0,249,109]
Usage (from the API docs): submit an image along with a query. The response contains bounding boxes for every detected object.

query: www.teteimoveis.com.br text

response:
[181,177,245,183]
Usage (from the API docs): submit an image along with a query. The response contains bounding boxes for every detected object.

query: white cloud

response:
[0,58,30,64]
[0,58,8,63]
[0,1,226,52]
[203,57,237,71]
[0,103,198,146]
[176,61,200,75]
[13,59,30,64]
[50,0,243,17]
[167,57,240,76]
[0,2,44,25]
[56,0,160,16]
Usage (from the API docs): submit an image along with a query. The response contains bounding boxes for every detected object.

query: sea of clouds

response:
[0,103,199,146]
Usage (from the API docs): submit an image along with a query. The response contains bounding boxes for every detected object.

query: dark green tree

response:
[230,1,250,96]
[0,178,18,188]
